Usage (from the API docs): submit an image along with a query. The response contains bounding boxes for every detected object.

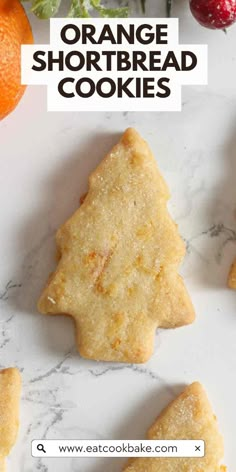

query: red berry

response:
[190,0,236,29]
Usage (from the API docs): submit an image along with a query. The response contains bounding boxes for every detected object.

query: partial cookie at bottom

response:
[123,382,225,472]
[0,368,21,471]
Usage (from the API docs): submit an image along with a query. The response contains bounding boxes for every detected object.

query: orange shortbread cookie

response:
[228,259,236,289]
[0,368,21,471]
[123,382,225,471]
[38,128,195,363]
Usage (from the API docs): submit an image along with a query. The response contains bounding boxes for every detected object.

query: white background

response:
[0,1,236,471]
[21,18,207,112]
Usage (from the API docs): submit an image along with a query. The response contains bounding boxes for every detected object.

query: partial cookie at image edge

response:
[228,259,236,289]
[0,368,21,471]
[123,382,225,472]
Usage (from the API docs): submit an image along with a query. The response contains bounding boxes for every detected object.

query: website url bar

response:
[32,439,205,458]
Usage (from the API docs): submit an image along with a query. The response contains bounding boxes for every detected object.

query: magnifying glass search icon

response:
[37,443,46,454]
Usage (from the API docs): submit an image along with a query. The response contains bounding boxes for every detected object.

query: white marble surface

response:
[0,1,236,470]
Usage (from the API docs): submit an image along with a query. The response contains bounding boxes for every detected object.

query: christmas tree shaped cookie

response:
[38,128,195,363]
[228,259,236,289]
[0,368,21,472]
[123,382,225,472]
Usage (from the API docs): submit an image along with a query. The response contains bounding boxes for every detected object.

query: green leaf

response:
[25,0,129,19]
[90,0,128,18]
[31,0,61,18]
[140,0,146,13]
[166,0,172,17]
[68,0,90,17]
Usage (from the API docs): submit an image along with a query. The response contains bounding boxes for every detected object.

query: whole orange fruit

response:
[0,0,33,120]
